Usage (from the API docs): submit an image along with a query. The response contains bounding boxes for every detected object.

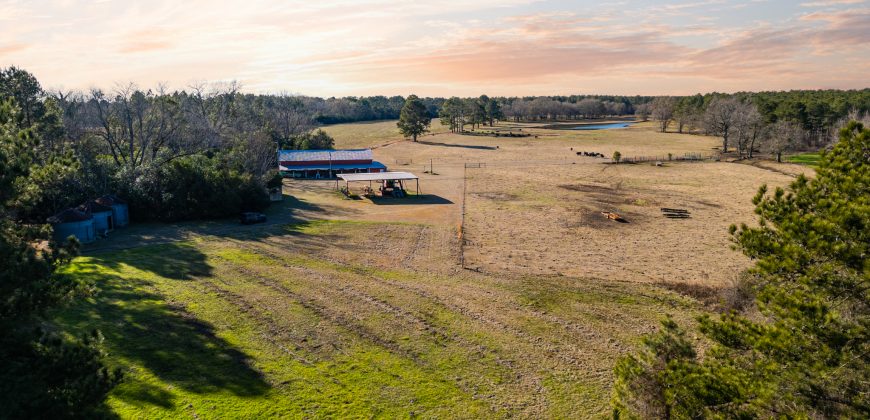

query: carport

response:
[337,171,420,197]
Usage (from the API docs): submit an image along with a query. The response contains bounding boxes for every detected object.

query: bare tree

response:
[765,120,804,162]
[87,83,185,169]
[635,103,651,122]
[673,106,698,134]
[650,97,677,133]
[703,97,741,153]
[733,102,764,158]
[577,98,605,119]
[186,80,240,148]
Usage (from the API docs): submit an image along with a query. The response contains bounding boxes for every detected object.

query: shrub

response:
[120,155,269,222]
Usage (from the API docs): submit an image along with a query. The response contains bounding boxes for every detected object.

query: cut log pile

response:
[661,208,690,219]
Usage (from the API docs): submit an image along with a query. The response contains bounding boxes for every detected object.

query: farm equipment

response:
[378,179,407,198]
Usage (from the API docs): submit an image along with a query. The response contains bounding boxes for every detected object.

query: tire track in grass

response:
[225,238,519,367]
[191,276,319,368]
[216,238,545,415]
[187,266,497,414]
[217,240,519,371]
[226,239,454,343]
[402,225,430,268]
[258,234,611,368]
[219,233,634,413]
[228,237,613,412]
[215,255,425,364]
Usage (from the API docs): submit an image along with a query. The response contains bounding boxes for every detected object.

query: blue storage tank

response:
[48,208,96,244]
[97,195,129,227]
[79,200,114,236]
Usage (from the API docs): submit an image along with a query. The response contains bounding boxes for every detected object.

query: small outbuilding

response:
[48,208,96,244]
[79,200,114,235]
[96,195,129,227]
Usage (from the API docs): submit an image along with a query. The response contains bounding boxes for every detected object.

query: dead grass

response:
[299,120,804,288]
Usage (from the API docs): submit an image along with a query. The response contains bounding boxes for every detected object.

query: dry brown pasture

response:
[314,119,808,286]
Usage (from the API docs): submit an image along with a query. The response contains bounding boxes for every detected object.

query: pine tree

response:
[397,94,430,141]
[0,97,120,417]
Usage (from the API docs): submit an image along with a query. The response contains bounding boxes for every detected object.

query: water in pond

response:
[570,122,634,130]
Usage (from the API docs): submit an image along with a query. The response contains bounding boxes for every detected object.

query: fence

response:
[618,152,714,164]
[464,162,487,168]
[395,158,412,165]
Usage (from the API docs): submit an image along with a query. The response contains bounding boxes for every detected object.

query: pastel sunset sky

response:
[1,0,868,96]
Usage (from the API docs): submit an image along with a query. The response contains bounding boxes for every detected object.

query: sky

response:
[1,0,869,97]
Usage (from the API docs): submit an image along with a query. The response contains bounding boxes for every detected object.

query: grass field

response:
[787,152,822,167]
[58,221,699,418]
[321,119,451,150]
[63,119,811,417]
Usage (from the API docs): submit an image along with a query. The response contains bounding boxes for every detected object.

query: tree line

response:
[437,95,504,133]
[644,91,870,160]
[502,96,643,121]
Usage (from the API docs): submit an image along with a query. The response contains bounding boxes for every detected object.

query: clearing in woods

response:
[58,119,809,418]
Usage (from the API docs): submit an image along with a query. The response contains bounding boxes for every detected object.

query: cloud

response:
[0,43,30,56]
[800,0,864,7]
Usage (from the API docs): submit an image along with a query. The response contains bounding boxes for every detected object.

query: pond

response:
[569,122,634,130]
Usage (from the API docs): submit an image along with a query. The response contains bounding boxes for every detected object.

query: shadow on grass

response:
[416,140,498,150]
[368,194,454,205]
[53,242,270,412]
[84,192,357,255]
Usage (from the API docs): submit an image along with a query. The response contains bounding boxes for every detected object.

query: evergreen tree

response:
[439,97,464,133]
[613,122,869,418]
[484,97,503,126]
[397,94,430,141]
[0,97,120,418]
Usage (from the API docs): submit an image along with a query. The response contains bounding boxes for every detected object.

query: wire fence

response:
[618,152,714,164]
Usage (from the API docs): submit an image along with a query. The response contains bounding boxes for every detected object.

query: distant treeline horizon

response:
[2,63,869,224]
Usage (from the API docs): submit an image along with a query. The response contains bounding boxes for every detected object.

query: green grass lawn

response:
[53,221,700,418]
[787,152,822,167]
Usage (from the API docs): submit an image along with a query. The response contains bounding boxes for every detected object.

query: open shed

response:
[337,171,420,198]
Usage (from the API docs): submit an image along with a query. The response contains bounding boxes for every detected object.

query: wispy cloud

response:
[800,0,864,7]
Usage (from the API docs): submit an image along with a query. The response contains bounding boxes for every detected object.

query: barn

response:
[278,149,386,179]
[48,208,96,244]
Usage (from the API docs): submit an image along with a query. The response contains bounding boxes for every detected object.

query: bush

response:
[120,155,269,222]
